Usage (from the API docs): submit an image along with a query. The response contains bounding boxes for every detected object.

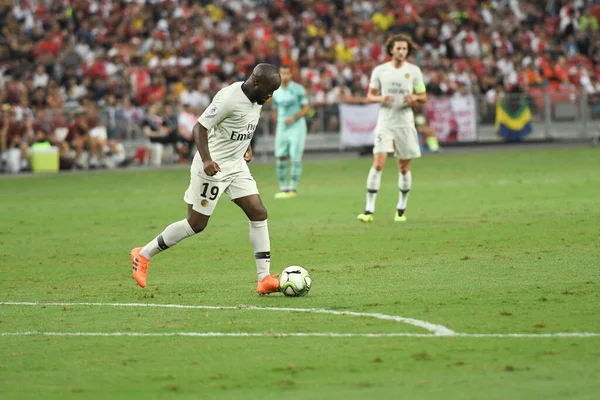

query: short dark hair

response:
[385,34,417,57]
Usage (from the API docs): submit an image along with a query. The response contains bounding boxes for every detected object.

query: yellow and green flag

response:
[495,96,533,141]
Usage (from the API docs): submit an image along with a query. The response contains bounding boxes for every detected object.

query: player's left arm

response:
[244,145,252,163]
[406,68,427,104]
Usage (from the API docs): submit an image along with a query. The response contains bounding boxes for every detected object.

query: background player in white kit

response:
[130,64,282,295]
[357,34,427,223]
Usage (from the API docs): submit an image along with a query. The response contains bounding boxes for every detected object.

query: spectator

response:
[580,7,599,32]
[141,102,189,164]
[3,0,600,173]
[180,80,211,113]
[576,30,591,56]
[177,102,196,142]
[0,104,33,171]
[524,63,543,87]
[32,64,49,89]
[64,107,103,169]
[565,35,580,57]
[560,7,580,38]
[99,93,127,167]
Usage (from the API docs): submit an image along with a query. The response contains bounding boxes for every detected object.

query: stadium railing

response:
[30,90,598,163]
[254,90,599,157]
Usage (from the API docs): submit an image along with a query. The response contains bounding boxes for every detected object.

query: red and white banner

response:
[425,95,477,142]
[339,104,380,147]
[339,96,477,146]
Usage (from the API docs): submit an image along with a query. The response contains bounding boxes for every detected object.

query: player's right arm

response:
[366,87,394,104]
[365,66,393,104]
[285,84,310,125]
[192,122,220,176]
[194,90,232,176]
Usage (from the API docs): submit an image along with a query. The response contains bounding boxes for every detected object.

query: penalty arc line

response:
[0,332,598,338]
[0,302,598,338]
[0,301,455,336]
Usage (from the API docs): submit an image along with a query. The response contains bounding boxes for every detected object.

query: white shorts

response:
[183,163,259,216]
[373,126,421,160]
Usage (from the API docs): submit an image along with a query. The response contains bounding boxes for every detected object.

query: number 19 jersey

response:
[194,82,262,176]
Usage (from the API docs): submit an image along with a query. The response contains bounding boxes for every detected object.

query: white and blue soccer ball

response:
[279,266,312,297]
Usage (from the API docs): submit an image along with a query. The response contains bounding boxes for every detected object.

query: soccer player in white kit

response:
[130,64,282,295]
[357,34,428,223]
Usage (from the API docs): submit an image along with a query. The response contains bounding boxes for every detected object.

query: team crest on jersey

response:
[205,105,219,118]
[201,199,209,207]
[405,73,410,78]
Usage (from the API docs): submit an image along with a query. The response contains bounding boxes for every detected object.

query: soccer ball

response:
[279,266,312,297]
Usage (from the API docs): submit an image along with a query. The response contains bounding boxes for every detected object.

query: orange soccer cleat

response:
[130,247,150,288]
[257,274,280,295]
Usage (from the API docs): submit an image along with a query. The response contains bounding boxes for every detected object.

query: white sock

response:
[250,220,271,280]
[140,219,196,259]
[397,171,412,213]
[365,167,382,214]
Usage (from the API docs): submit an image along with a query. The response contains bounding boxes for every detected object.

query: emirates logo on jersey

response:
[230,131,254,141]
[230,123,257,141]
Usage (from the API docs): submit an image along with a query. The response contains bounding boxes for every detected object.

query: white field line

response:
[0,331,598,338]
[0,301,455,336]
[0,301,598,338]
[419,175,600,188]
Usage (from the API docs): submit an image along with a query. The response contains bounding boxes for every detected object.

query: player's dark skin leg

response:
[186,205,210,233]
[184,194,267,234]
[234,194,268,221]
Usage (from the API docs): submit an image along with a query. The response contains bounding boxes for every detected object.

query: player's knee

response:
[399,163,410,174]
[250,206,268,221]
[186,213,208,233]
[187,219,207,234]
[372,163,385,171]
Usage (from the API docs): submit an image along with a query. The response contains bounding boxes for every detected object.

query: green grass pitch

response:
[0,147,599,399]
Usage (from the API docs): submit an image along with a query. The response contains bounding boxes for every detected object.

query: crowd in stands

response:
[2,0,600,173]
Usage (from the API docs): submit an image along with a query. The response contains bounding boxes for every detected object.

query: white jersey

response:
[193,82,261,176]
[369,61,425,131]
